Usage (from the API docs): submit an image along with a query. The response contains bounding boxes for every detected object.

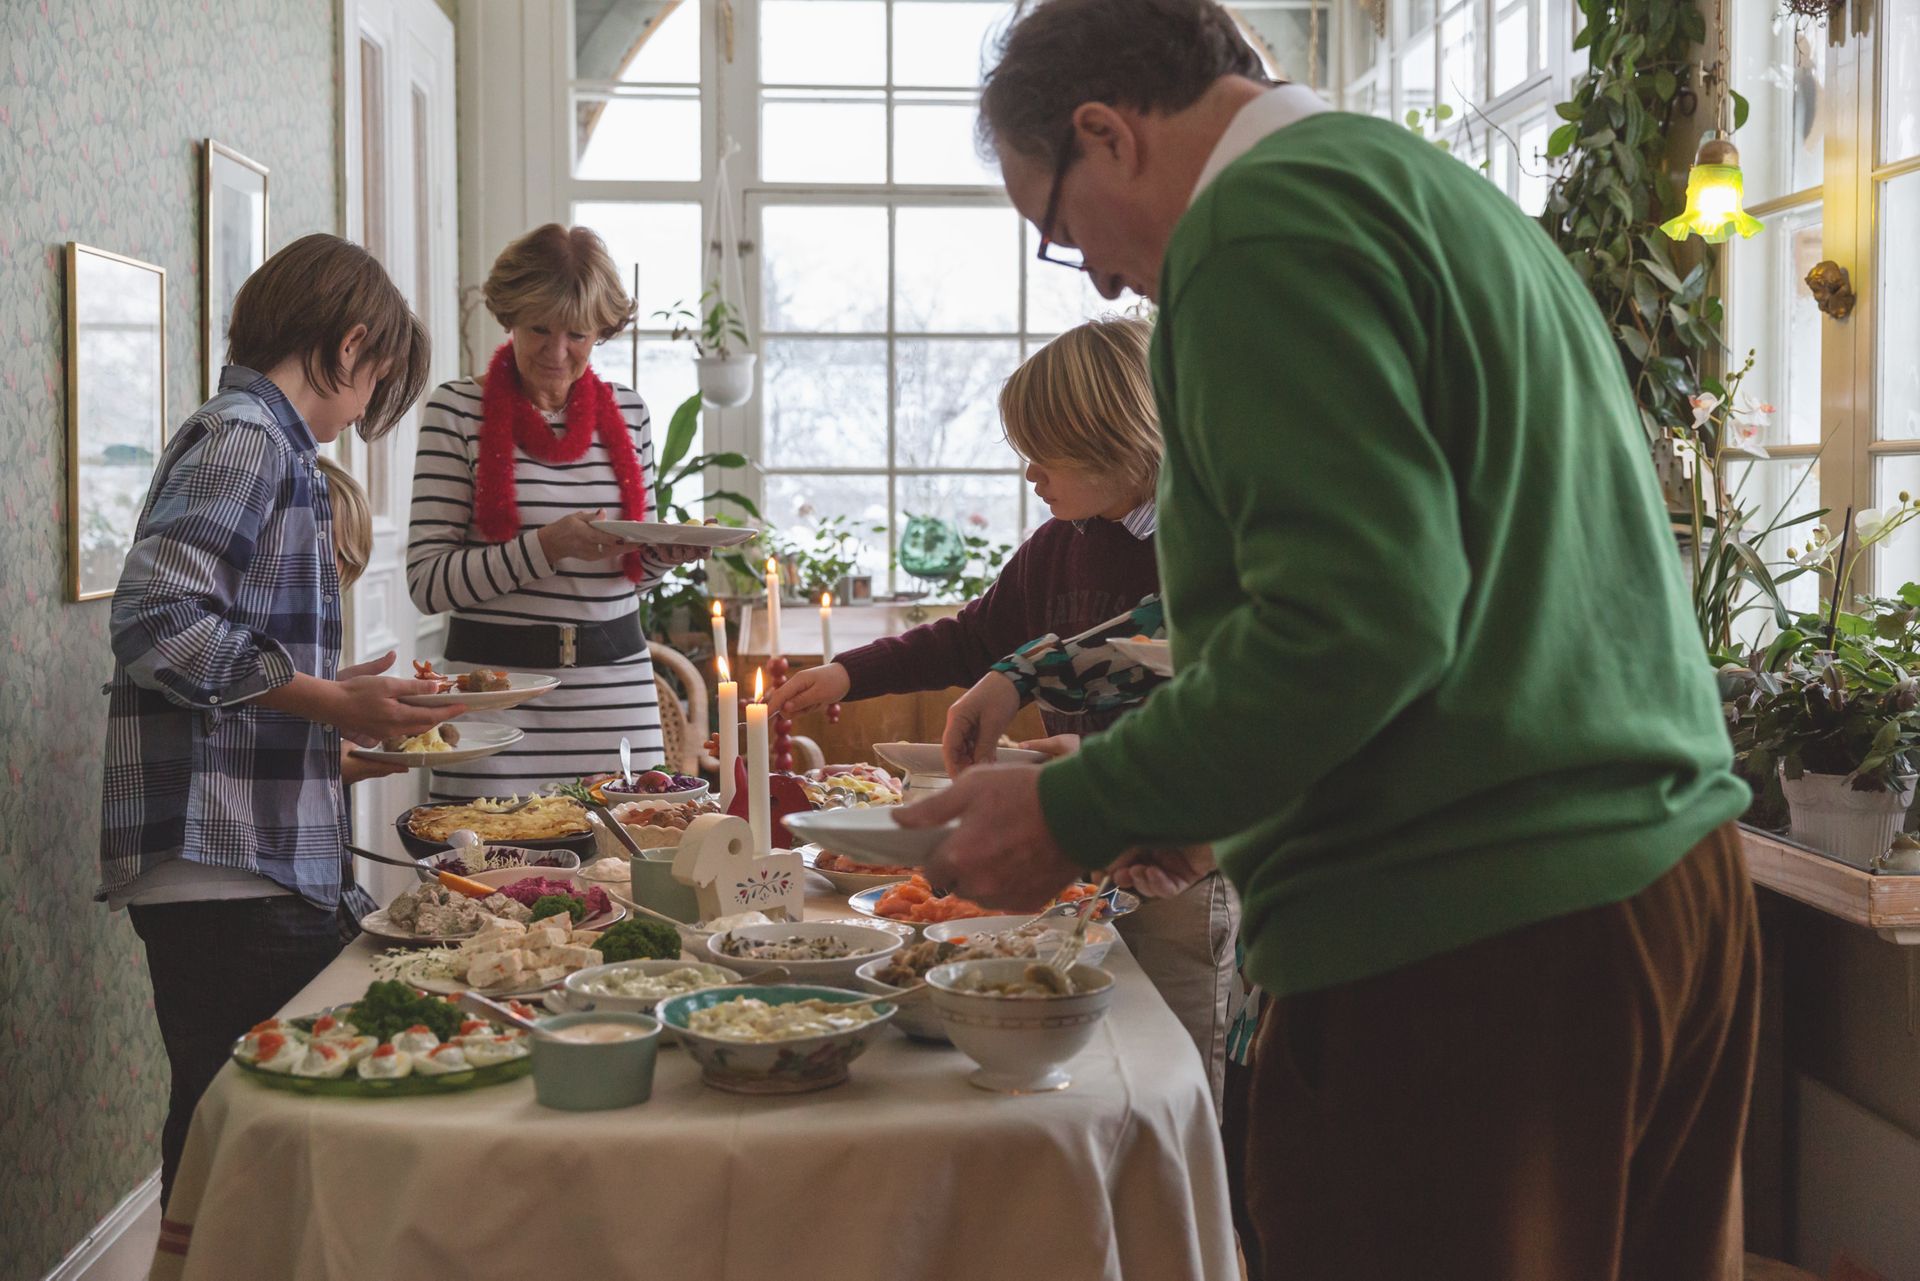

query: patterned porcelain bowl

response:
[702,920,903,988]
[926,959,1114,1094]
[656,985,896,1094]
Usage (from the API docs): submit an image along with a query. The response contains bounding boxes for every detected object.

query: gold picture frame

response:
[66,243,168,602]
[202,139,270,398]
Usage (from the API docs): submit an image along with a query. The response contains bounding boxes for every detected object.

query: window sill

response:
[1740,825,1920,944]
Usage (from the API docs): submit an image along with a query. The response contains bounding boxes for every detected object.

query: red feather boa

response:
[473,342,650,584]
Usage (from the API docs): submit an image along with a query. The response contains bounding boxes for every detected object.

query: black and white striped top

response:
[406,376,669,799]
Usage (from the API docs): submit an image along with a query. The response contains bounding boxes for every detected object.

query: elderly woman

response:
[407,223,699,800]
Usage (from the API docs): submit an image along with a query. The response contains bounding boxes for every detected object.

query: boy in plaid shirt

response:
[97,234,452,1207]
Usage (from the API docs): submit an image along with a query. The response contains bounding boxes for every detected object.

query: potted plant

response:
[770,514,886,602]
[636,392,761,645]
[657,288,755,409]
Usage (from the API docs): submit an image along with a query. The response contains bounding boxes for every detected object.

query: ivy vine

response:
[1538,0,1749,451]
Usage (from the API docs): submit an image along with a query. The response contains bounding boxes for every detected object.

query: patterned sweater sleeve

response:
[989,595,1167,716]
[406,390,554,615]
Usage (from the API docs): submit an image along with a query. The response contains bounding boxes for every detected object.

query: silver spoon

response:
[454,990,564,1043]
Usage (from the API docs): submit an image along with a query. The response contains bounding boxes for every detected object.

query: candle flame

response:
[711,600,723,619]
[821,591,833,609]
[766,556,780,583]
[717,652,731,683]
[754,667,765,701]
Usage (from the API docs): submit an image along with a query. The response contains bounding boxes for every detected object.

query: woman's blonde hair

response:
[482,223,636,340]
[319,456,372,591]
[999,316,1160,495]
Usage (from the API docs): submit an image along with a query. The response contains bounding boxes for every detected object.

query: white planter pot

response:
[1780,770,1918,869]
[696,353,756,408]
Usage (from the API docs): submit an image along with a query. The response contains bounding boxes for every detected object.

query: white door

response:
[342,0,458,897]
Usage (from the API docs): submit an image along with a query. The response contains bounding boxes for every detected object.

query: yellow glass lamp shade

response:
[1660,139,1764,244]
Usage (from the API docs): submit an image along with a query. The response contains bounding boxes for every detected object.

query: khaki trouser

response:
[1246,822,1760,1280]
[1112,870,1239,1113]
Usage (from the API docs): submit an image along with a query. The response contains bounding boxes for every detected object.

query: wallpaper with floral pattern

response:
[0,2,338,1275]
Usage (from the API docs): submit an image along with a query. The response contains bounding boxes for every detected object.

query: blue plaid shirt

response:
[97,367,351,909]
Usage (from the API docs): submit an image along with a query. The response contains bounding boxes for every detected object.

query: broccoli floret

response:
[347,980,462,1043]
[593,919,681,962]
[530,893,586,923]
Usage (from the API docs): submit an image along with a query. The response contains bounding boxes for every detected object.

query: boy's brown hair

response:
[317,457,372,591]
[1001,316,1161,496]
[226,233,429,441]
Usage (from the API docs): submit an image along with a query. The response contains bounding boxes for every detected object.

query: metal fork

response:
[1046,874,1116,983]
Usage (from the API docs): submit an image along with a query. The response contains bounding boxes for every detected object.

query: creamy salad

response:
[685,996,881,1042]
[580,964,734,1000]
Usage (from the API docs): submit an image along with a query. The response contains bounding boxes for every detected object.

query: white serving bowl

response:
[656,985,896,1094]
[561,959,741,1015]
[926,958,1115,1093]
[854,956,947,1043]
[601,780,711,811]
[704,920,902,987]
[922,915,1116,967]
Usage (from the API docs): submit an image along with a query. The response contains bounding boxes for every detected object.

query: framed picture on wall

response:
[202,139,269,397]
[66,243,168,602]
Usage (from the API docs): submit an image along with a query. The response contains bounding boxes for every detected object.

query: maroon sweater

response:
[839,517,1159,737]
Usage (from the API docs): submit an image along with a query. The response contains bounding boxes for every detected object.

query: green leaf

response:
[1548,122,1579,157]
[1405,109,1422,127]
[699,489,762,519]
[1732,90,1750,131]
[657,393,703,477]
[1556,101,1585,121]
[1435,103,1455,121]
[1653,69,1677,100]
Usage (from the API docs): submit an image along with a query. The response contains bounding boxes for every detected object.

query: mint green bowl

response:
[656,985,895,1095]
[530,1011,662,1110]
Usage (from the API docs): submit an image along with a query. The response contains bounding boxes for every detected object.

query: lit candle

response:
[819,591,834,661]
[765,557,783,659]
[746,668,772,857]
[717,653,739,812]
[710,599,728,672]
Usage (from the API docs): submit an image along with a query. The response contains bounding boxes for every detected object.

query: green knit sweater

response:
[1037,111,1748,998]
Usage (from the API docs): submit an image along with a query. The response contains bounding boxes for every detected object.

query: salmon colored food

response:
[873,874,1098,924]
[813,850,916,877]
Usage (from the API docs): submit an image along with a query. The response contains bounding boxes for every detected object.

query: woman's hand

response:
[341,742,409,786]
[941,672,1024,776]
[765,663,850,717]
[1017,734,1082,761]
[1106,845,1216,899]
[537,509,623,564]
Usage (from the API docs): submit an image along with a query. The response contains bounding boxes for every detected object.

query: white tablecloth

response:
[156,883,1238,1281]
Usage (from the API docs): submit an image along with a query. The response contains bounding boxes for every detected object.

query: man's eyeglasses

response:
[1034,131,1085,271]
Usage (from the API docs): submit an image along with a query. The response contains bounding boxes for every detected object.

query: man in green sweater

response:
[901,1,1761,1276]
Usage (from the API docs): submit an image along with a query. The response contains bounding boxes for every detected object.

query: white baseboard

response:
[1793,1073,1920,1280]
[41,1169,160,1281]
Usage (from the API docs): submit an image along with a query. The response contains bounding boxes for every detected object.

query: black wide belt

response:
[444,613,643,670]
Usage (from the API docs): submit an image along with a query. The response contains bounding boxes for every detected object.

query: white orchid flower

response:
[1856,507,1899,544]
[1790,524,1834,568]
[1689,393,1721,429]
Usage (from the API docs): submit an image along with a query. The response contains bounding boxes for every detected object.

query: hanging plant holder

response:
[659,135,759,409]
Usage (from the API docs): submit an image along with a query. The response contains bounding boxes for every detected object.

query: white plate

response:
[783,807,955,868]
[1108,636,1173,678]
[592,519,758,549]
[872,742,1050,777]
[400,672,560,710]
[351,721,524,767]
[798,844,913,894]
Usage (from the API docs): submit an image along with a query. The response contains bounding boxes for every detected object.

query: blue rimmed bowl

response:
[655,985,895,1094]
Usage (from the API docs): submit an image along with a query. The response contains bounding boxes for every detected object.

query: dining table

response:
[151,875,1240,1281]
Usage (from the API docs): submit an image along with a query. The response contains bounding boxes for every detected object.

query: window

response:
[1349,0,1574,215]
[1725,6,1920,599]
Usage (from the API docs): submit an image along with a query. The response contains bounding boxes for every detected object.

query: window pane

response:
[896,206,1018,332]
[893,2,1012,87]
[1726,204,1823,448]
[1236,8,1330,87]
[635,339,702,478]
[1402,31,1436,114]
[1492,1,1529,97]
[1345,3,1378,77]
[573,0,699,83]
[760,98,886,182]
[1732,6,1822,204]
[761,205,889,332]
[896,339,1023,467]
[1514,115,1551,216]
[894,101,1001,185]
[1438,2,1477,116]
[590,333,636,391]
[1025,226,1126,334]
[763,474,893,578]
[571,201,703,326]
[762,339,888,466]
[1348,75,1388,120]
[1409,0,1436,30]
[1886,0,1920,163]
[760,0,886,84]
[1874,455,1920,595]
[1879,172,1920,442]
[897,474,1025,589]
[575,94,701,180]
[1726,459,1819,649]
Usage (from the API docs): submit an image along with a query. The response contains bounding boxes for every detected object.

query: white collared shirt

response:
[1120,499,1158,540]
[1189,83,1333,208]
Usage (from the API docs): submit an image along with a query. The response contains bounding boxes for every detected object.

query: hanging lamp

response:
[1662,0,1762,243]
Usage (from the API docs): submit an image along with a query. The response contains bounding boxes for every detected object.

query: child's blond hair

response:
[1000,316,1160,497]
[318,457,372,591]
